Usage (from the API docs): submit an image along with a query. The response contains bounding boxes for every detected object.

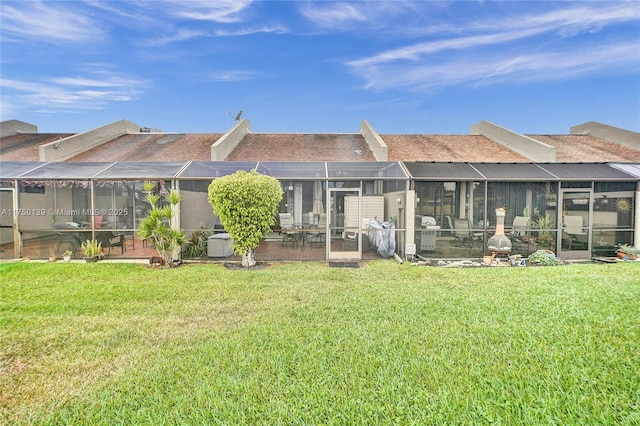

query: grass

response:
[1,260,639,425]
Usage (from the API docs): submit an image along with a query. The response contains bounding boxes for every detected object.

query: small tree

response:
[137,181,186,267]
[208,170,283,267]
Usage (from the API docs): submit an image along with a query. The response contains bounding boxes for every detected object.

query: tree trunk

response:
[241,250,256,268]
[161,250,172,267]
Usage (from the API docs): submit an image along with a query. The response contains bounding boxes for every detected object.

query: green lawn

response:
[1,261,639,425]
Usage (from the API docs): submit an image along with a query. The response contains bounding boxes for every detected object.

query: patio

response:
[1,233,383,262]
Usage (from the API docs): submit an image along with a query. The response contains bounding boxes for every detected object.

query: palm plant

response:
[532,211,555,248]
[183,230,211,258]
[137,181,186,267]
[81,239,102,260]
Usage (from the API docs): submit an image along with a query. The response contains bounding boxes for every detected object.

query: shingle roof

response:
[0,133,74,161]
[68,133,223,162]
[381,134,531,162]
[2,128,638,164]
[527,134,640,162]
[225,133,375,161]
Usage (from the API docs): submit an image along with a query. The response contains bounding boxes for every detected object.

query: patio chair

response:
[509,216,531,243]
[470,219,487,254]
[54,222,83,255]
[97,231,125,256]
[307,213,326,244]
[453,218,472,246]
[308,213,327,243]
[510,216,530,237]
[279,213,299,246]
[563,215,588,250]
[443,215,454,230]
[451,218,485,253]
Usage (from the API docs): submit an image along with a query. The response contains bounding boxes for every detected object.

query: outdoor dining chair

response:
[278,213,299,246]
[307,213,326,244]
[97,231,125,256]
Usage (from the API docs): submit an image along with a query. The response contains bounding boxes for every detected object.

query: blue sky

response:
[1,1,639,135]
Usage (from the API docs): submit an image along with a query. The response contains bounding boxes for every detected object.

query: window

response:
[20,184,45,194]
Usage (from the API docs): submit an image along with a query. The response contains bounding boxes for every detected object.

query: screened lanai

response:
[0,161,410,261]
[0,161,188,260]
[2,160,636,261]
[176,161,410,261]
[404,162,639,260]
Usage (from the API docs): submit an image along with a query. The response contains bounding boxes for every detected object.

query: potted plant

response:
[81,239,102,262]
[63,250,73,262]
[532,212,555,250]
[616,244,639,260]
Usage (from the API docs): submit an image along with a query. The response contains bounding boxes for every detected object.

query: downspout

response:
[405,190,416,258]
[13,180,21,258]
[172,178,181,262]
[172,162,190,239]
[400,162,416,258]
[90,180,96,242]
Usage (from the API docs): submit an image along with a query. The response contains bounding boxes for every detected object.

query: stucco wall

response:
[39,119,140,161]
[471,121,556,162]
[360,120,388,161]
[0,120,38,137]
[211,119,251,161]
[181,189,218,231]
[571,121,640,150]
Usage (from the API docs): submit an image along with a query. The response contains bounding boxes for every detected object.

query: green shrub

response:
[208,170,282,267]
[183,230,212,258]
[528,250,562,266]
[81,239,102,257]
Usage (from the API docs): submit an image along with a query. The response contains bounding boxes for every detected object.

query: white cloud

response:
[298,1,421,30]
[349,2,639,68]
[214,24,288,37]
[347,28,546,69]
[520,2,639,34]
[296,1,430,32]
[353,41,640,92]
[0,70,148,113]
[483,42,640,83]
[1,1,263,47]
[50,76,139,88]
[143,29,211,46]
[206,71,257,82]
[345,2,640,91]
[0,1,103,44]
[298,2,370,28]
[145,23,289,45]
[162,0,254,23]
